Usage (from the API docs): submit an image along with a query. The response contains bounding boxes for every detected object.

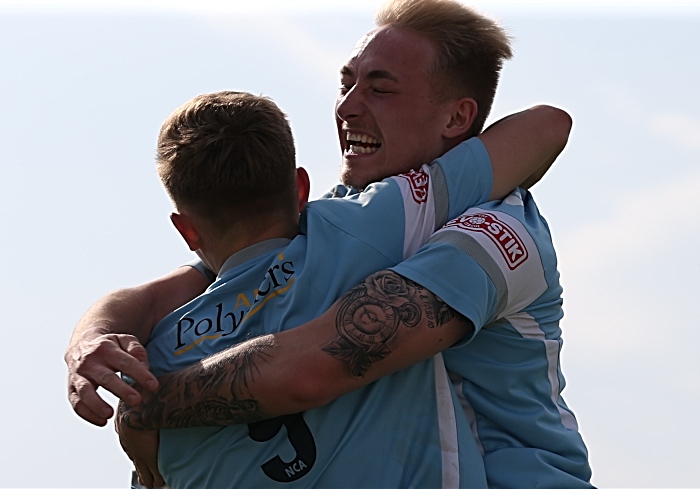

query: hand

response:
[116,402,165,489]
[66,333,158,426]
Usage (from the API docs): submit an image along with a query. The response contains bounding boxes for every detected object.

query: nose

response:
[335,85,362,123]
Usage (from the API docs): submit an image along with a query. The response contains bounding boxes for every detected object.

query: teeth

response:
[347,132,380,145]
[349,144,378,154]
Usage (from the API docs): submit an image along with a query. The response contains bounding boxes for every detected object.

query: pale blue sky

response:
[0,1,698,487]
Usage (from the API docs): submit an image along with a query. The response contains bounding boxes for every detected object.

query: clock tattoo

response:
[340,295,400,347]
[322,272,424,377]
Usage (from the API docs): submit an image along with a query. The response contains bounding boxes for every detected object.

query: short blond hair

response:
[157,91,297,230]
[375,0,512,136]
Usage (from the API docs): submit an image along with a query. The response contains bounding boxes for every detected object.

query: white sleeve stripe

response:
[390,166,437,260]
[429,162,449,228]
[433,353,460,489]
[448,371,485,456]
[427,230,509,318]
[508,312,580,431]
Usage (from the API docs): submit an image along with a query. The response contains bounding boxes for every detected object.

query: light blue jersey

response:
[147,138,494,488]
[392,189,593,488]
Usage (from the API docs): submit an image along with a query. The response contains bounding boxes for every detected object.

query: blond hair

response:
[376,0,512,136]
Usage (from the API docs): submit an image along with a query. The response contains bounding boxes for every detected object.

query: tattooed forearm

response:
[415,283,465,329]
[121,336,275,430]
[322,270,464,377]
[159,397,265,428]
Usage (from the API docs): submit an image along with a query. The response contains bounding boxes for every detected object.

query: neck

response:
[199,215,299,275]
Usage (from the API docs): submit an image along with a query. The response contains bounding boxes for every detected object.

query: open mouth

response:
[346,132,381,154]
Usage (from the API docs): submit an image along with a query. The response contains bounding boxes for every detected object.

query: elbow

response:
[287,376,338,411]
[553,106,573,147]
[273,362,348,413]
[535,105,573,152]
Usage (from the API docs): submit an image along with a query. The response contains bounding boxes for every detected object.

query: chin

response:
[340,166,370,190]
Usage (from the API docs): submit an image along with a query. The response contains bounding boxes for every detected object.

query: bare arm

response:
[120,270,471,429]
[66,265,210,426]
[479,105,572,200]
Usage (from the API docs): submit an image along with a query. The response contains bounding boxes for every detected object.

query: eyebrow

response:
[340,65,399,84]
[366,69,399,83]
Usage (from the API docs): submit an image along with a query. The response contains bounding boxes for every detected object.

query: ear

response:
[296,167,311,213]
[170,212,202,251]
[442,97,478,139]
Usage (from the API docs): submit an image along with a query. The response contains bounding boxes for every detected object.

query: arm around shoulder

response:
[479,105,572,199]
[121,270,472,429]
[66,265,210,426]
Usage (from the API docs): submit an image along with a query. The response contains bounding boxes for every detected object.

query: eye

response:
[339,84,352,95]
[371,86,393,95]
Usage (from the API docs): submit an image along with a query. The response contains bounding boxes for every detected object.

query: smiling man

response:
[336,5,511,191]
[66,1,591,487]
[337,28,453,187]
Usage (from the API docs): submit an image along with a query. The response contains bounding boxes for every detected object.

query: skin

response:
[337,26,472,189]
[66,266,209,425]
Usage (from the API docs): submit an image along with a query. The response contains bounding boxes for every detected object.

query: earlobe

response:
[296,167,311,213]
[443,98,478,139]
[170,212,202,251]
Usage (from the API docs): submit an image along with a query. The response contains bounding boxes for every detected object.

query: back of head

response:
[375,0,512,137]
[157,91,297,234]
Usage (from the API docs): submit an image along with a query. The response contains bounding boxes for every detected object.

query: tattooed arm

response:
[120,270,472,430]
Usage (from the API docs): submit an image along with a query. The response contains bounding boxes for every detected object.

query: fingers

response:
[118,424,164,489]
[67,334,159,425]
[115,336,159,392]
[149,462,166,488]
[134,460,154,489]
[68,374,113,426]
[75,335,158,398]
[135,467,166,489]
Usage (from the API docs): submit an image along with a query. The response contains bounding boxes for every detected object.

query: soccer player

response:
[115,90,562,488]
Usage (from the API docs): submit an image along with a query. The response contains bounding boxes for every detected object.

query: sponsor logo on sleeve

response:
[398,168,429,204]
[444,213,528,270]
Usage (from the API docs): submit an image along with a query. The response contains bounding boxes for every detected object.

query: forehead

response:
[341,26,437,80]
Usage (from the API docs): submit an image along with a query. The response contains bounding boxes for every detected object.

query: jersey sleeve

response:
[424,136,493,222]
[390,191,549,342]
[184,259,216,284]
[304,137,493,263]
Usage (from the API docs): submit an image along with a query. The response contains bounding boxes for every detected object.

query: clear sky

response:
[1,1,698,488]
